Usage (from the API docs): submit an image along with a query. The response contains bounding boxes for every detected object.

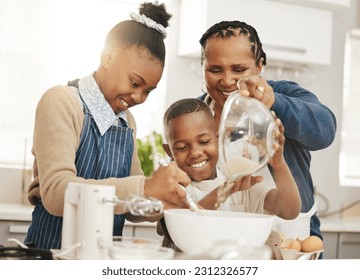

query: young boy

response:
[162,98,301,217]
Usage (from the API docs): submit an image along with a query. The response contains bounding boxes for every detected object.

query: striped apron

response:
[25,86,134,249]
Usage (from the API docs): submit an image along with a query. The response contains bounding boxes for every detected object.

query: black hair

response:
[199,21,266,67]
[104,2,172,64]
[163,98,214,142]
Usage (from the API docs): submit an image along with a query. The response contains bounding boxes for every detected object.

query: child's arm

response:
[264,113,301,219]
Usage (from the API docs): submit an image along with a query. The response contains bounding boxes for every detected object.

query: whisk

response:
[102,195,164,217]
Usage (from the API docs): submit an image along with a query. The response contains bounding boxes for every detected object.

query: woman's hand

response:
[237,75,275,109]
[144,162,190,209]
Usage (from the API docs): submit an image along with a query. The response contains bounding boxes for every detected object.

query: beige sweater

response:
[28,85,146,217]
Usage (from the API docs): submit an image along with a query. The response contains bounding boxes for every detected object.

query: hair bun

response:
[139,2,172,28]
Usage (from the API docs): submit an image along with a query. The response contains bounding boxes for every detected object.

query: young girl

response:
[157,98,301,249]
[24,2,190,250]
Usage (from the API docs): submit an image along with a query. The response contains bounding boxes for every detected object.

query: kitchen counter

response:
[1,202,360,232]
[0,203,33,221]
[320,216,360,233]
[0,202,159,246]
[0,202,156,226]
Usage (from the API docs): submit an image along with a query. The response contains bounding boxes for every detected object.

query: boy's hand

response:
[268,111,286,170]
[231,175,263,193]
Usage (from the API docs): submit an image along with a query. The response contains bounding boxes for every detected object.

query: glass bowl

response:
[218,91,278,179]
[98,236,174,260]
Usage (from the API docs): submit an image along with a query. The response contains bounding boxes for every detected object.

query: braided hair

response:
[199,21,266,67]
[163,98,214,143]
[104,2,172,64]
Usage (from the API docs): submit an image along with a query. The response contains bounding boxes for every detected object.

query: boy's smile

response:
[167,111,218,182]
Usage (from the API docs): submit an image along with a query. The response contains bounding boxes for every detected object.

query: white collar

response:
[78,74,128,136]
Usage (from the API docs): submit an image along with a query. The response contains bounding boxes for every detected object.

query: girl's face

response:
[167,111,218,182]
[96,45,163,114]
[203,35,262,110]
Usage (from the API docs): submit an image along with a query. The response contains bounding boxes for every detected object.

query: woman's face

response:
[96,45,163,114]
[167,111,218,182]
[203,35,262,110]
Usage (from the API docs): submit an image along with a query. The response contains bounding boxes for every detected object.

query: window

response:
[339,29,360,187]
[0,0,167,167]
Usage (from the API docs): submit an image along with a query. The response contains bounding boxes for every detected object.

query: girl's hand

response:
[144,162,190,208]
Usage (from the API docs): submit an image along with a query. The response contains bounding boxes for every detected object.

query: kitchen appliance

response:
[0,246,53,260]
[61,182,163,259]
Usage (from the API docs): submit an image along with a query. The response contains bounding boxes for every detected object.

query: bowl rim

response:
[164,209,275,220]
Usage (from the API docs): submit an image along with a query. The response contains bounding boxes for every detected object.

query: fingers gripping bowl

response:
[164,209,274,254]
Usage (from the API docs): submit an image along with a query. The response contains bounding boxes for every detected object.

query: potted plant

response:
[136,131,166,176]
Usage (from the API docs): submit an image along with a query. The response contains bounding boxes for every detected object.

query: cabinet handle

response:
[8,225,29,234]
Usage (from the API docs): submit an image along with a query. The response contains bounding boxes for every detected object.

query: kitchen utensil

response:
[218,90,278,179]
[154,153,203,216]
[0,246,53,260]
[98,236,174,260]
[164,209,274,254]
[60,182,164,259]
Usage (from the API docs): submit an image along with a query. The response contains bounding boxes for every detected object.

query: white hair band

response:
[130,12,167,39]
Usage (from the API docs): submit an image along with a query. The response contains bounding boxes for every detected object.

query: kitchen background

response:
[0,0,359,258]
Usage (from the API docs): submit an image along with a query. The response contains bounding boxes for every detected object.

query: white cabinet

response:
[0,220,30,245]
[178,0,333,65]
[322,232,338,259]
[338,233,360,259]
[322,231,360,259]
[123,221,162,242]
[270,0,351,10]
[321,217,360,259]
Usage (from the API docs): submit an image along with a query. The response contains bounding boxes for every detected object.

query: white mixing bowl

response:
[164,209,274,254]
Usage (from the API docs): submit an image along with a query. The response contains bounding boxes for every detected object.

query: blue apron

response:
[25,85,134,249]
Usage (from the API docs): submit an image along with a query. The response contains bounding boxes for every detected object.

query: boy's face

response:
[166,111,218,182]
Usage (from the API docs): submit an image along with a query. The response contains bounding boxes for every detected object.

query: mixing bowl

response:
[164,209,274,254]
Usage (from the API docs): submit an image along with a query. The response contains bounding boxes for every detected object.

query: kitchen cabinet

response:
[178,0,333,65]
[0,220,30,245]
[322,232,338,259]
[323,232,360,259]
[271,0,351,10]
[0,203,33,245]
[124,221,162,242]
[321,217,360,259]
